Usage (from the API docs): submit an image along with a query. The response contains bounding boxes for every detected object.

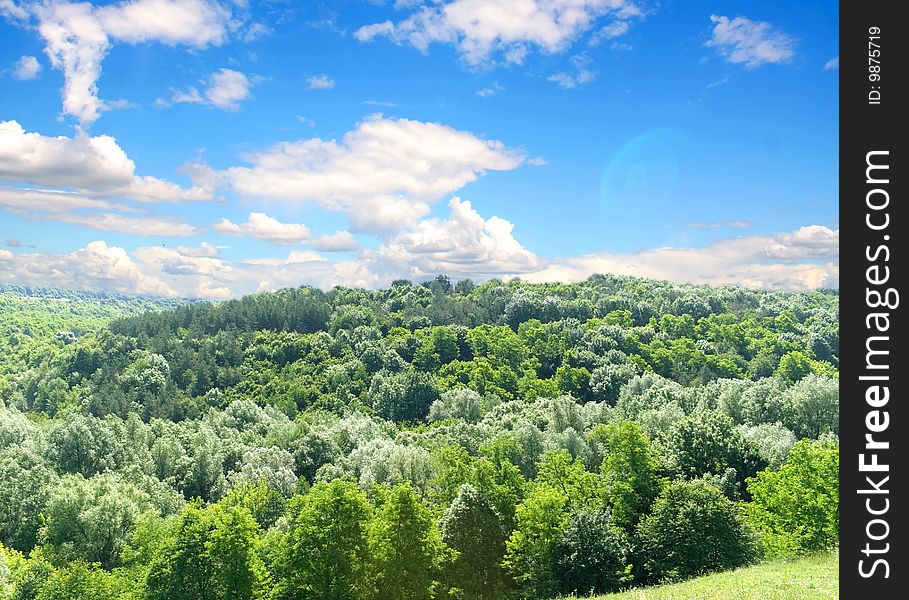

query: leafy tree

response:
[781,375,838,439]
[589,421,662,529]
[278,481,371,600]
[0,447,56,552]
[440,485,510,599]
[370,484,444,600]
[553,508,631,596]
[503,485,569,599]
[369,370,441,423]
[35,562,117,600]
[745,440,838,557]
[666,410,767,497]
[41,473,157,569]
[636,480,758,584]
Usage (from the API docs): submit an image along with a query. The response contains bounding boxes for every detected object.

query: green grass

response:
[583,553,838,599]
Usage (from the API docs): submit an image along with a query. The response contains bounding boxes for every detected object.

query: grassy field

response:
[584,553,837,599]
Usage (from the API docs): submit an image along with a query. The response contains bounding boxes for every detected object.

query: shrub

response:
[636,480,758,583]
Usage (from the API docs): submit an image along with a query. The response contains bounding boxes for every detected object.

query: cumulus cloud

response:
[11,55,41,80]
[33,0,232,124]
[524,226,838,291]
[823,56,838,71]
[548,68,596,89]
[305,74,335,90]
[0,240,177,296]
[0,0,28,21]
[706,15,795,68]
[365,197,541,281]
[214,212,360,251]
[0,120,212,203]
[0,221,840,298]
[355,0,646,65]
[211,115,526,234]
[165,68,255,111]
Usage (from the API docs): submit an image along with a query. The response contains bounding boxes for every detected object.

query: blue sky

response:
[0,0,838,298]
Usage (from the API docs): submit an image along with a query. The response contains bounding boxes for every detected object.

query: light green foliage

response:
[745,440,838,557]
[0,444,57,552]
[145,501,265,600]
[369,484,444,600]
[278,480,371,600]
[503,485,570,599]
[780,375,838,439]
[665,410,767,497]
[589,421,662,529]
[35,562,118,600]
[41,473,159,569]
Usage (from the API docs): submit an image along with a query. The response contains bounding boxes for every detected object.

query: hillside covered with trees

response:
[0,275,839,599]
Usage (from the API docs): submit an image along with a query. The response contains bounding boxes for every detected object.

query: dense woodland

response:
[0,275,839,599]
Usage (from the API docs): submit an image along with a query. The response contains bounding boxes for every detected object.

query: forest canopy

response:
[0,274,839,599]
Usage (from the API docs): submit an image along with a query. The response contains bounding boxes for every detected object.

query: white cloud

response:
[365,197,541,281]
[164,68,255,111]
[213,115,526,234]
[242,22,271,42]
[361,99,397,107]
[214,212,360,251]
[589,20,629,45]
[175,242,220,257]
[53,212,202,236]
[34,0,232,125]
[0,120,213,203]
[305,74,335,90]
[0,0,28,21]
[476,81,504,97]
[355,0,646,65]
[823,56,839,71]
[296,115,316,127]
[204,68,253,110]
[0,186,120,214]
[0,240,177,296]
[11,55,41,80]
[706,15,795,68]
[548,68,596,89]
[524,226,839,291]
[214,212,311,243]
[0,222,840,298]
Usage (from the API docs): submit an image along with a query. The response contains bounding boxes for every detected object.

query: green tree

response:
[589,421,662,529]
[553,508,631,596]
[278,481,371,600]
[35,562,116,600]
[666,410,767,497]
[41,473,155,569]
[440,484,510,599]
[145,503,214,600]
[503,486,569,599]
[369,370,441,423]
[745,439,838,557]
[636,480,758,584]
[370,484,444,600]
